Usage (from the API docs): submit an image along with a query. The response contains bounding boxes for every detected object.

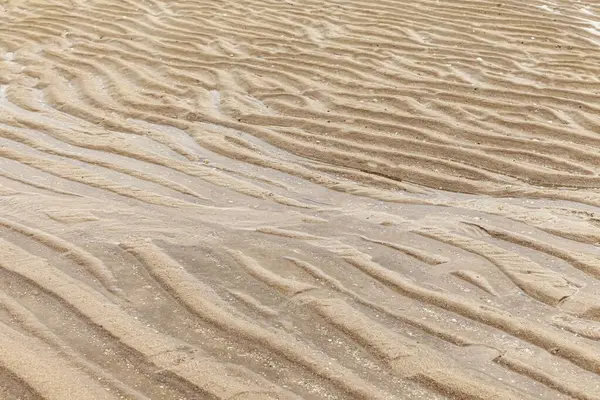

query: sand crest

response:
[1,0,600,398]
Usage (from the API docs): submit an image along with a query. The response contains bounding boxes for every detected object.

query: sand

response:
[0,0,599,398]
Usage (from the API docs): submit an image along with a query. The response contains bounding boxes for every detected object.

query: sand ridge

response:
[1,0,600,398]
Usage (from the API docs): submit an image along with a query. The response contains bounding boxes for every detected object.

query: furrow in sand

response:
[0,321,119,400]
[285,256,472,346]
[465,222,600,280]
[359,235,448,265]
[2,114,308,208]
[0,216,120,296]
[0,166,82,197]
[0,238,298,399]
[341,253,600,375]
[227,249,318,297]
[494,350,600,400]
[227,290,279,318]
[0,126,207,200]
[121,239,395,400]
[550,314,600,341]
[416,227,600,316]
[255,226,324,241]
[237,111,600,188]
[450,270,499,296]
[0,146,195,208]
[41,52,191,121]
[189,119,491,201]
[226,250,524,398]
[38,38,597,195]
[312,102,593,173]
[0,291,149,400]
[0,365,44,400]
[311,298,525,399]
[187,123,429,204]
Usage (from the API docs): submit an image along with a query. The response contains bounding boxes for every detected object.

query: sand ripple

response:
[1,0,600,398]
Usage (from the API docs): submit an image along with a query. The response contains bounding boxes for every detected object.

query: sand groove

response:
[2,0,600,398]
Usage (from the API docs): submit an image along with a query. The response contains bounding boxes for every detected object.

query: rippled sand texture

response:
[1,0,600,398]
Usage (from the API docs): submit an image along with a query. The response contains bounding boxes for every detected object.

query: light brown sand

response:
[1,0,600,398]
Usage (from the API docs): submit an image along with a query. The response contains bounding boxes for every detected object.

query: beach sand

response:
[1,0,600,398]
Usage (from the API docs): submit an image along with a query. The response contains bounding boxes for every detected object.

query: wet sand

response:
[1,0,600,398]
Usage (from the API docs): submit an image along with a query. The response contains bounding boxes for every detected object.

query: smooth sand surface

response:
[1,0,600,398]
